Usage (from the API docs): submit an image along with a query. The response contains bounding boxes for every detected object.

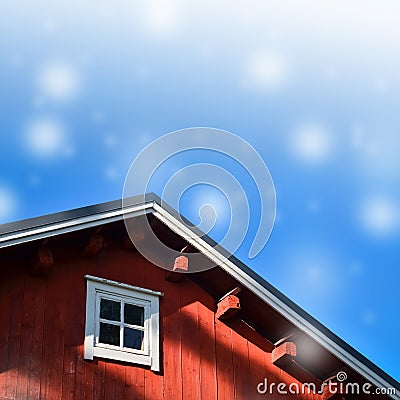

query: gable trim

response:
[0,202,152,250]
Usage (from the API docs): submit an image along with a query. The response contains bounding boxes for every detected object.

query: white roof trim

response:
[0,202,153,249]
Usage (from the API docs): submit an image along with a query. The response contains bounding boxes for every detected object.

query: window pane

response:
[124,304,144,326]
[100,298,120,321]
[99,323,120,346]
[124,328,144,350]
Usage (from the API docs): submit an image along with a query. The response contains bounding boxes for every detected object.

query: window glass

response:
[100,298,121,321]
[124,328,144,350]
[124,303,144,326]
[99,322,120,346]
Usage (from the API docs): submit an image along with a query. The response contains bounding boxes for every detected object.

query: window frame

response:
[84,275,162,371]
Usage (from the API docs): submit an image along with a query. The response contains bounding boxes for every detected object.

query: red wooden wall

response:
[0,244,318,400]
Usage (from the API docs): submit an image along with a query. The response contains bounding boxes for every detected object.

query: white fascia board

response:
[0,202,153,249]
[151,203,399,400]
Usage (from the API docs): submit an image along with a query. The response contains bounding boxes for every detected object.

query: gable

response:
[0,195,398,399]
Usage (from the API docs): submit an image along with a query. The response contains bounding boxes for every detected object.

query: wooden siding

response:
[0,245,318,400]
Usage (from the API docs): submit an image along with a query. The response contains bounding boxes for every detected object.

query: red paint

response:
[173,255,189,272]
[215,294,240,320]
[0,244,326,399]
[272,341,297,366]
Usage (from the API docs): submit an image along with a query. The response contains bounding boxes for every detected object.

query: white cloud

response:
[32,96,45,109]
[43,17,57,33]
[291,123,333,163]
[360,197,399,237]
[350,125,366,151]
[105,167,118,180]
[351,125,400,180]
[304,264,324,283]
[283,247,340,302]
[10,54,24,68]
[27,174,41,187]
[362,310,377,325]
[91,111,106,124]
[25,118,69,159]
[104,134,118,148]
[243,51,288,90]
[141,0,182,37]
[134,132,154,147]
[373,77,388,92]
[323,66,338,81]
[349,262,363,276]
[0,187,17,222]
[307,199,320,213]
[38,61,80,102]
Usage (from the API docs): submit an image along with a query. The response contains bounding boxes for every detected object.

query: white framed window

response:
[84,275,162,371]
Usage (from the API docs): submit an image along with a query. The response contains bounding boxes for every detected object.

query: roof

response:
[0,193,399,398]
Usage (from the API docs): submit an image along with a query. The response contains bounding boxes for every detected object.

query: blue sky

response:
[0,0,399,381]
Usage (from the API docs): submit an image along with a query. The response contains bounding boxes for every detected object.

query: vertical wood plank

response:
[62,261,78,400]
[144,261,164,400]
[114,362,126,400]
[40,265,67,399]
[99,362,125,400]
[73,344,86,400]
[197,301,217,400]
[16,276,46,400]
[180,290,200,400]
[231,330,251,400]
[4,272,25,399]
[103,362,117,400]
[93,359,106,400]
[124,363,145,400]
[144,367,164,400]
[161,279,182,400]
[27,278,46,399]
[215,319,234,400]
[73,268,89,400]
[0,277,7,398]
[247,340,269,400]
[83,357,96,400]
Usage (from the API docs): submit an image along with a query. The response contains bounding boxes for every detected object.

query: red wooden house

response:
[0,194,398,399]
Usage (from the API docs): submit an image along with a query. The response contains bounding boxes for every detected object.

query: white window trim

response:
[84,275,163,371]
